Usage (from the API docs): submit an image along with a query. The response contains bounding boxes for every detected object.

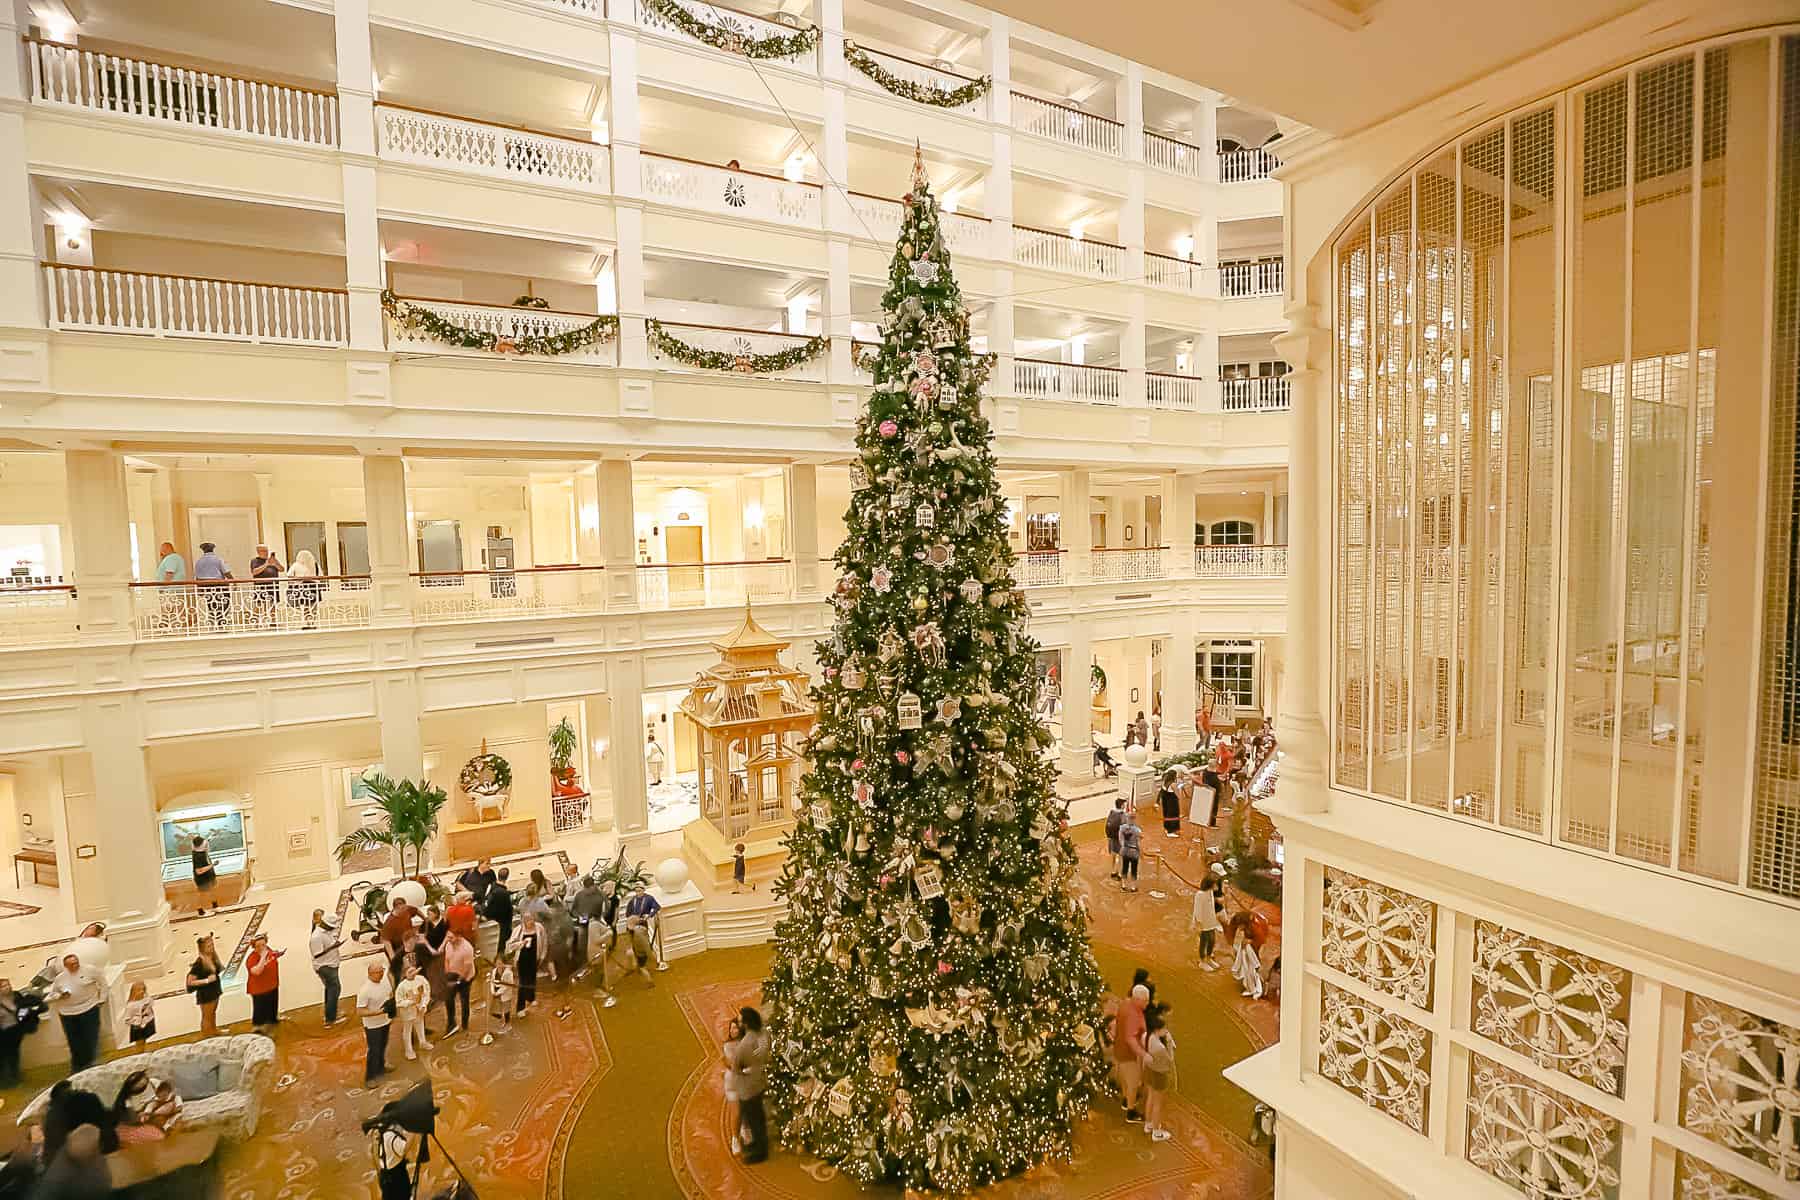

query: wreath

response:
[459,751,512,797]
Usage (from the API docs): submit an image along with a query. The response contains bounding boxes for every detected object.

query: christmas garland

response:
[843,41,991,108]
[641,0,819,61]
[382,291,618,357]
[458,750,512,797]
[648,318,829,374]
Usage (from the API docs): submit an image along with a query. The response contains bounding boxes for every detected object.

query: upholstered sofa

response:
[18,1033,276,1142]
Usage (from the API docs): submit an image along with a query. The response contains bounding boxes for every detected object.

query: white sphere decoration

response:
[655,857,690,895]
[64,937,110,974]
[1122,744,1150,770]
[388,879,428,912]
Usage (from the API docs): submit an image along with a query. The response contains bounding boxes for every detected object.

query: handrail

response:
[1146,129,1205,154]
[375,100,602,149]
[652,319,821,341]
[411,564,605,578]
[129,574,370,587]
[388,292,604,321]
[846,189,991,221]
[1012,222,1124,250]
[1009,89,1121,128]
[41,261,348,294]
[22,35,338,98]
[847,42,982,84]
[0,583,75,593]
[636,557,792,568]
[1145,250,1199,265]
[1146,369,1202,380]
[640,148,821,188]
[1093,544,1169,552]
[1013,356,1125,373]
[655,0,811,31]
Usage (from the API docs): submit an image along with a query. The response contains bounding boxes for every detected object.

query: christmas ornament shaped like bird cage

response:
[897,691,924,730]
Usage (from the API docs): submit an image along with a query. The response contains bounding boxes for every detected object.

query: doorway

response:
[187,507,260,576]
[665,524,704,599]
[284,521,329,574]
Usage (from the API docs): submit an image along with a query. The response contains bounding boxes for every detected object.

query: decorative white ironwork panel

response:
[1471,920,1630,1095]
[1317,982,1431,1132]
[1466,1055,1622,1200]
[1681,994,1800,1182]
[1320,867,1437,1009]
[1675,1152,1778,1200]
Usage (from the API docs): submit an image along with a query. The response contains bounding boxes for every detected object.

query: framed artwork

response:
[1125,525,1135,543]
[342,764,384,808]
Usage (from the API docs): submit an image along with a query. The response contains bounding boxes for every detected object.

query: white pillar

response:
[575,466,608,608]
[65,451,135,639]
[1197,96,1220,185]
[583,695,614,830]
[790,463,822,599]
[826,237,852,383]
[1262,484,1275,541]
[1123,291,1146,409]
[0,1,45,332]
[609,654,650,850]
[360,453,412,625]
[599,458,638,610]
[377,672,424,785]
[1163,609,1198,753]
[1199,219,1221,301]
[985,14,1013,269]
[1173,472,1198,572]
[1198,326,1221,409]
[608,28,648,370]
[79,698,172,975]
[1271,304,1329,811]
[1058,619,1093,779]
[253,472,276,547]
[1118,63,1144,163]
[1063,469,1091,582]
[989,273,1014,388]
[334,0,383,351]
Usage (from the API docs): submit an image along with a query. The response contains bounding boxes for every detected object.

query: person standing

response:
[488,954,517,1036]
[154,542,186,584]
[510,911,543,1014]
[122,982,155,1049]
[456,858,497,905]
[446,890,478,942]
[186,935,224,1037]
[569,877,605,969]
[394,962,432,1060]
[727,1007,770,1164]
[189,835,218,914]
[373,1123,415,1200]
[310,910,344,1026]
[1229,912,1266,1000]
[357,962,394,1083]
[1157,769,1182,837]
[645,733,666,786]
[1104,798,1126,881]
[484,867,514,956]
[1191,878,1222,969]
[192,541,233,628]
[0,978,31,1088]
[45,955,104,1074]
[285,549,322,629]
[245,933,283,1029]
[624,885,668,971]
[441,927,475,1036]
[1142,1011,1177,1142]
[249,544,283,625]
[1118,808,1143,893]
[1111,984,1150,1124]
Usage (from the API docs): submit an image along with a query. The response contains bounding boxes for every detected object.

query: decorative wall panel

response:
[1466,1055,1621,1200]
[1317,982,1432,1132]
[1674,1152,1777,1200]
[1471,920,1630,1095]
[1681,994,1800,1182]
[1320,867,1437,1009]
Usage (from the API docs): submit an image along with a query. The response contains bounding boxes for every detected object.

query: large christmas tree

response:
[763,153,1109,1193]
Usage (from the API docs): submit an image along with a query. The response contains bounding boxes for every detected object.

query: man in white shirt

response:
[46,953,105,1073]
[310,912,344,1027]
[357,962,393,1084]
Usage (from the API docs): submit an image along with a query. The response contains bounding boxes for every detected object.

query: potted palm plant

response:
[334,773,450,879]
[549,716,584,797]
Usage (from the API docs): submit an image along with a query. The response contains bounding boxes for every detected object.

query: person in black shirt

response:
[249,544,283,626]
[483,867,514,954]
[457,858,497,905]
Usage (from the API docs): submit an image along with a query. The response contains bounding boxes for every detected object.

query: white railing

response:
[649,322,826,381]
[384,297,618,364]
[1220,257,1285,298]
[412,566,607,621]
[1194,544,1288,577]
[1091,548,1166,582]
[1219,146,1281,183]
[132,578,371,639]
[1012,226,1124,279]
[1145,252,1206,295]
[535,0,606,13]
[1010,91,1122,156]
[0,585,80,647]
[1016,551,1064,588]
[636,561,792,610]
[1011,359,1123,406]
[27,39,338,147]
[641,153,821,229]
[845,45,986,116]
[1220,376,1292,412]
[45,265,348,346]
[846,193,990,257]
[376,105,609,193]
[637,0,817,67]
[1146,372,1202,411]
[1144,131,1206,178]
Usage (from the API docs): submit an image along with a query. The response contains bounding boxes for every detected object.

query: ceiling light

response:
[1175,234,1195,260]
[784,154,806,183]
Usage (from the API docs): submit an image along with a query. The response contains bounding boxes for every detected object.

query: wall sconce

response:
[1175,234,1195,261]
[54,213,88,253]
[744,500,765,530]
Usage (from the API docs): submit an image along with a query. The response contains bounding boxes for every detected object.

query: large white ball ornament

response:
[389,879,428,912]
[64,937,111,974]
[655,857,691,895]
[1122,744,1150,770]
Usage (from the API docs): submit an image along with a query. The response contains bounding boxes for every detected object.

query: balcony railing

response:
[131,577,371,639]
[845,45,986,116]
[636,560,792,610]
[1091,547,1166,582]
[638,0,817,67]
[412,565,607,620]
[1012,225,1124,280]
[1144,131,1206,178]
[1011,92,1122,156]
[1219,146,1281,183]
[0,584,79,648]
[649,322,826,380]
[641,152,822,229]
[1011,358,1123,406]
[376,104,610,193]
[845,192,991,257]
[1016,550,1064,588]
[535,0,606,13]
[27,39,339,147]
[1194,544,1288,577]
[1146,372,1201,411]
[1219,256,1285,298]
[384,296,618,364]
[44,265,349,346]
[1145,252,1205,295]
[1220,376,1292,412]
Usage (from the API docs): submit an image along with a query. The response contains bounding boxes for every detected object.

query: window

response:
[283,521,329,574]
[1209,520,1256,545]
[1206,643,1256,708]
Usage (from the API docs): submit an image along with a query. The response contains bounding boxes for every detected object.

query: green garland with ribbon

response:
[383,290,617,357]
[843,41,991,108]
[642,0,819,61]
[648,319,829,375]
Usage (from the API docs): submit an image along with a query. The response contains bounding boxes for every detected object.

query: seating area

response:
[18,1033,277,1143]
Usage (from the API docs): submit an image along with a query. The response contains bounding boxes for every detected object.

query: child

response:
[488,955,517,1034]
[123,981,156,1049]
[394,962,433,1060]
[1142,1012,1177,1142]
[146,1078,183,1131]
[732,843,751,894]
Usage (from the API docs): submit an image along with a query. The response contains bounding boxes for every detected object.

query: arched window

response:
[1209,520,1256,546]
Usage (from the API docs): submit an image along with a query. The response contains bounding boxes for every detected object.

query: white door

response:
[187,507,260,578]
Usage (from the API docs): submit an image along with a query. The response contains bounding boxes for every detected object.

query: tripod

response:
[402,1130,477,1200]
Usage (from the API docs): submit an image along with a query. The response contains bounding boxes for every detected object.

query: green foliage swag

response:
[382,290,617,356]
[843,41,992,109]
[647,319,829,374]
[641,0,818,61]
[761,155,1109,1193]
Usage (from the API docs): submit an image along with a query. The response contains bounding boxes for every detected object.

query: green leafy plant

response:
[641,0,819,61]
[1220,809,1281,905]
[549,717,579,772]
[334,774,450,878]
[1090,663,1106,693]
[647,319,829,375]
[591,844,652,898]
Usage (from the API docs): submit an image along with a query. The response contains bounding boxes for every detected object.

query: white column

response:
[608,28,648,370]
[1063,469,1091,583]
[1262,484,1275,541]
[985,14,1013,267]
[1198,326,1221,409]
[1058,619,1093,779]
[1163,609,1198,753]
[819,0,849,233]
[360,453,412,625]
[79,698,172,975]
[1119,64,1144,163]
[65,451,135,640]
[575,466,608,608]
[599,458,638,610]
[609,654,650,850]
[377,672,424,785]
[584,695,614,830]
[1123,290,1146,409]
[790,463,822,599]
[989,275,1014,390]
[253,472,276,547]
[1271,304,1329,812]
[1173,472,1198,572]
[334,0,383,351]
[1199,218,1221,301]
[826,237,852,384]
[1197,96,1220,185]
[0,0,45,332]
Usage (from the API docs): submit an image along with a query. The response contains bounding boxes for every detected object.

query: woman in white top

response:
[1191,879,1222,969]
[285,549,322,628]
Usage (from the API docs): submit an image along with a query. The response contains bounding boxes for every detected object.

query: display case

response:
[159,793,252,909]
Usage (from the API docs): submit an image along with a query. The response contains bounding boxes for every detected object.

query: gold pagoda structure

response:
[678,603,814,888]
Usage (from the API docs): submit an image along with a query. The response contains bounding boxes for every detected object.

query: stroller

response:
[1093,742,1119,778]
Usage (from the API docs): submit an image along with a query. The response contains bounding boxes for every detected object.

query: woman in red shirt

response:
[245,933,284,1029]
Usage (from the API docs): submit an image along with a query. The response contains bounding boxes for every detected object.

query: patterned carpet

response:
[0,903,266,1000]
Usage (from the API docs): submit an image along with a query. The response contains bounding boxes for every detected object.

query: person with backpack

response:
[1104,798,1127,880]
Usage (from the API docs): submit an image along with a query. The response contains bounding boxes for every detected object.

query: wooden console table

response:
[12,848,56,889]
[444,815,540,862]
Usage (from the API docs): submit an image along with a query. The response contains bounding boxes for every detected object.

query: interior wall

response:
[387,263,594,313]
[0,453,72,578]
[92,231,347,289]
[421,705,554,844]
